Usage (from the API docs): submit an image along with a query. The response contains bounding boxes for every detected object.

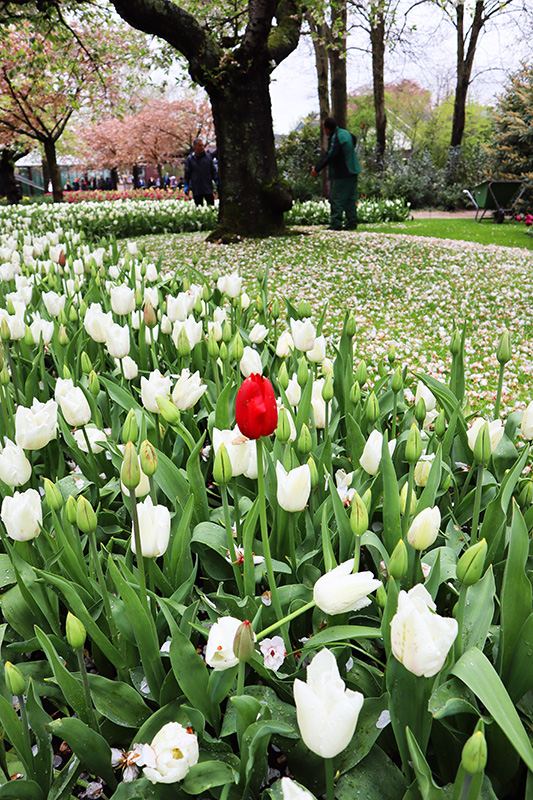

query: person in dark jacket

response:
[311,117,361,230]
[183,139,217,206]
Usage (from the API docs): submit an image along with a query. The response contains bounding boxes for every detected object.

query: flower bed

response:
[0,215,532,799]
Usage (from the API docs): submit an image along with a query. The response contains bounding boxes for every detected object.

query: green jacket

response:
[315,127,361,181]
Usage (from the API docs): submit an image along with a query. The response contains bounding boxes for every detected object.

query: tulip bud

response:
[297,423,312,455]
[122,408,138,445]
[213,442,232,485]
[76,496,97,534]
[456,539,487,586]
[194,296,203,315]
[24,325,34,346]
[0,318,10,342]
[219,341,228,362]
[256,294,264,314]
[69,306,78,323]
[449,329,462,356]
[461,731,487,775]
[298,299,312,319]
[58,324,69,346]
[121,441,141,490]
[230,332,244,363]
[355,360,367,388]
[276,407,292,444]
[350,492,368,537]
[65,495,78,524]
[388,539,408,579]
[307,455,319,489]
[58,309,68,327]
[361,488,372,514]
[271,298,280,320]
[5,662,25,697]
[399,482,417,517]
[391,366,403,393]
[156,395,181,425]
[43,478,63,512]
[79,300,87,319]
[297,356,309,388]
[435,410,447,439]
[414,398,426,428]
[350,381,361,405]
[344,313,356,337]
[496,330,511,365]
[405,423,422,464]
[0,365,9,386]
[177,326,191,357]
[202,283,212,302]
[473,422,491,466]
[388,345,396,364]
[364,391,379,425]
[66,612,86,650]
[6,298,16,315]
[222,321,232,343]
[81,352,92,375]
[207,329,219,357]
[278,361,289,391]
[144,300,157,328]
[376,584,387,609]
[140,440,158,477]
[88,370,100,398]
[322,374,334,403]
[135,287,143,308]
[232,620,255,662]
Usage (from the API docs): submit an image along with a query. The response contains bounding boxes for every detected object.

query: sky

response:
[269,6,532,134]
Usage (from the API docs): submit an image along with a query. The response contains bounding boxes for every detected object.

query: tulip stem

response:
[471,465,484,546]
[4,342,20,405]
[255,438,285,633]
[221,484,244,596]
[391,391,399,439]
[494,363,505,420]
[237,661,245,696]
[18,694,34,775]
[129,489,150,616]
[88,530,120,648]
[325,758,335,800]
[454,584,468,662]
[401,465,415,540]
[353,534,361,573]
[256,599,316,641]
[76,647,100,732]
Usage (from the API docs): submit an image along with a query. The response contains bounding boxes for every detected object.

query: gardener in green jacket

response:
[311,116,361,231]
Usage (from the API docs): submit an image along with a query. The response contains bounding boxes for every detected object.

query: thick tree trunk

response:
[450,0,484,149]
[43,137,63,202]
[307,13,330,198]
[0,148,22,204]
[111,167,119,190]
[207,61,292,241]
[370,7,387,168]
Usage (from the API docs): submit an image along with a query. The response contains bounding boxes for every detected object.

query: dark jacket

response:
[184,151,217,196]
[315,127,361,181]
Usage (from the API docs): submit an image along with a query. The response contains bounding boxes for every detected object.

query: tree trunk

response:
[450,0,485,149]
[0,148,22,204]
[329,0,347,129]
[207,60,292,242]
[307,13,330,198]
[370,4,387,168]
[43,137,63,202]
[111,167,119,190]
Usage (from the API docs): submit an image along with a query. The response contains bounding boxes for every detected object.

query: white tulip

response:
[110,284,135,315]
[293,648,364,758]
[240,346,263,377]
[1,488,42,541]
[171,316,203,350]
[55,379,91,427]
[276,462,311,512]
[141,369,172,413]
[306,334,326,363]
[15,399,58,450]
[72,427,107,454]
[311,379,326,429]
[212,426,257,479]
[406,506,441,550]
[172,369,207,410]
[313,559,381,615]
[281,778,316,800]
[106,322,130,359]
[467,417,504,454]
[42,291,66,317]
[276,330,294,358]
[249,323,269,344]
[359,430,396,476]
[390,584,458,677]
[142,722,199,784]
[415,381,436,413]
[285,375,301,407]
[291,318,316,352]
[522,401,533,440]
[0,439,32,486]
[131,497,171,558]
[414,454,435,487]
[84,303,112,343]
[217,272,242,298]
[205,616,243,670]
[116,356,139,380]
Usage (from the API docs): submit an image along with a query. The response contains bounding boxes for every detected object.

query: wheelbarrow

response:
[463,180,525,223]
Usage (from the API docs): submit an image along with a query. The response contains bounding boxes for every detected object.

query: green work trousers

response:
[329,175,358,230]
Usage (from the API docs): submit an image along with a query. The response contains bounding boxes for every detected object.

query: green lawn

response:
[357,217,533,249]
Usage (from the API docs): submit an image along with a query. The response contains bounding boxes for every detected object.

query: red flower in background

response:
[235,374,278,439]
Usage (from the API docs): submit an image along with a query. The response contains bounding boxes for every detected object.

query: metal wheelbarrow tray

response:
[463,180,525,222]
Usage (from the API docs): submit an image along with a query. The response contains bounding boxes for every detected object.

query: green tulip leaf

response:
[380,432,402,555]
[0,781,45,800]
[181,760,237,795]
[46,717,116,788]
[405,727,449,799]
[462,566,495,653]
[335,745,407,800]
[452,647,533,771]
[87,674,151,727]
[428,678,479,720]
[303,625,381,649]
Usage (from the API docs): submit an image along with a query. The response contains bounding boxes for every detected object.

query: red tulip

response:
[235,374,278,439]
